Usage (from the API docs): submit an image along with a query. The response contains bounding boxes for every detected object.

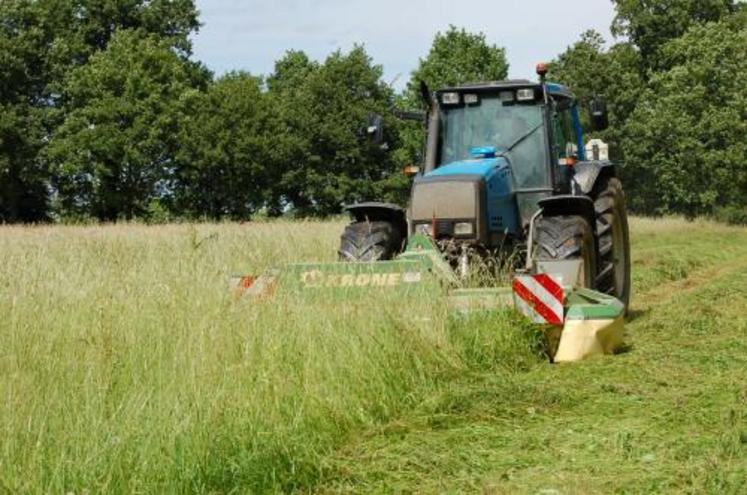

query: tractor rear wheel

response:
[535,215,596,288]
[338,221,402,262]
[592,177,631,308]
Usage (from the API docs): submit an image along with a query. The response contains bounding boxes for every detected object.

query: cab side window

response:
[553,107,577,159]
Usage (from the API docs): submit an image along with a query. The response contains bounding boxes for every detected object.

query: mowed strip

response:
[315,223,747,494]
[633,252,747,312]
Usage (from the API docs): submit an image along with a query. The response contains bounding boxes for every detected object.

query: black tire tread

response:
[338,221,402,262]
[535,215,596,288]
[592,176,631,306]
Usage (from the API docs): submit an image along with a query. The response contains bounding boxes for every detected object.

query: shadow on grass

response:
[626,308,650,323]
[614,342,634,355]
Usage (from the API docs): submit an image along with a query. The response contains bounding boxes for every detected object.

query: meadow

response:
[1,218,746,493]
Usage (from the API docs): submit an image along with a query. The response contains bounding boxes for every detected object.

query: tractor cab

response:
[436,81,583,180]
[414,78,587,241]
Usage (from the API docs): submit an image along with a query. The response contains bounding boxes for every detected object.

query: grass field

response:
[1,218,746,493]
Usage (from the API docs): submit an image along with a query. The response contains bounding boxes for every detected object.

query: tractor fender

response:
[538,195,597,237]
[572,160,615,195]
[343,202,408,241]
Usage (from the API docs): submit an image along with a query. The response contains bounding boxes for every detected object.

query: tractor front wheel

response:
[535,215,597,288]
[338,221,402,262]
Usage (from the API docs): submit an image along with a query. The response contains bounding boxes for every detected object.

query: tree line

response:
[1,0,745,223]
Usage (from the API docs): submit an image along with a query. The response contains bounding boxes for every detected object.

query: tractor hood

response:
[411,152,519,239]
[424,156,510,181]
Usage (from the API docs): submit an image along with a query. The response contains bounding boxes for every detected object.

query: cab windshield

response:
[438,96,549,188]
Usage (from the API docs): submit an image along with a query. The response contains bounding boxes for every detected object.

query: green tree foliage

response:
[407,25,509,99]
[0,1,72,221]
[175,72,278,219]
[47,30,203,220]
[268,46,403,216]
[621,19,747,216]
[0,0,200,222]
[266,50,319,94]
[63,0,199,56]
[553,4,746,218]
[611,0,736,70]
[547,31,643,156]
[263,50,320,213]
[0,106,49,222]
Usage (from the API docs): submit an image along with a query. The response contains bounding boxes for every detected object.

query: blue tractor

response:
[339,64,631,308]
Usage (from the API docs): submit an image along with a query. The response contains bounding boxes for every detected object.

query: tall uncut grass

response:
[0,221,542,493]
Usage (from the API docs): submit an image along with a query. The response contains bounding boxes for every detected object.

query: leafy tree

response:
[47,30,203,220]
[551,7,746,218]
[548,30,644,158]
[0,1,74,221]
[174,72,277,219]
[0,0,200,222]
[611,0,737,70]
[549,31,642,121]
[268,46,402,216]
[266,50,319,94]
[621,19,747,216]
[66,0,199,55]
[0,105,49,221]
[407,25,508,99]
[263,50,320,213]
[547,2,747,221]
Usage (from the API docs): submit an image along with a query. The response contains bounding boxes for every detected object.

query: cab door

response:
[551,103,579,192]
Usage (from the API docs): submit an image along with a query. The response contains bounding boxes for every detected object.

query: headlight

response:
[517,88,535,101]
[463,93,479,105]
[453,222,474,235]
[441,92,460,105]
[416,223,433,236]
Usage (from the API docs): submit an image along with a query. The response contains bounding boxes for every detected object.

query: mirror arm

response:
[394,110,426,123]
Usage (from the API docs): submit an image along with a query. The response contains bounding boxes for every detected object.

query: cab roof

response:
[437,79,575,101]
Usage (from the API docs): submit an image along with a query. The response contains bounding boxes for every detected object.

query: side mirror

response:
[366,114,384,145]
[419,81,432,108]
[589,96,609,131]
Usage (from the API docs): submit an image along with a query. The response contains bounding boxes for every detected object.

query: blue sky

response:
[192,1,617,89]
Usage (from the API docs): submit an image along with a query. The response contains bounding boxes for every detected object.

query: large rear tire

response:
[535,215,596,288]
[592,177,631,308]
[338,221,402,262]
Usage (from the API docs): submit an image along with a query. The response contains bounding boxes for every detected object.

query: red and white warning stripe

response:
[512,274,565,325]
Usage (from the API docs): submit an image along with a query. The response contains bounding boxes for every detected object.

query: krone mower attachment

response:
[231,234,624,363]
